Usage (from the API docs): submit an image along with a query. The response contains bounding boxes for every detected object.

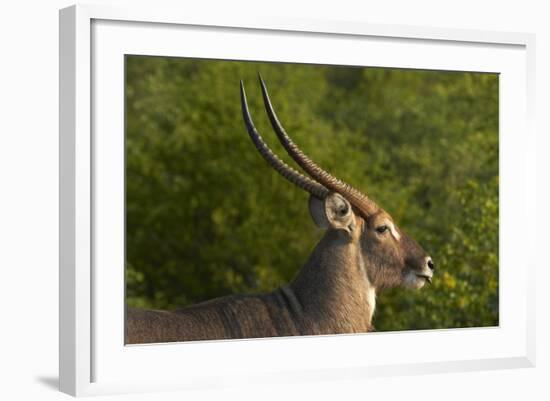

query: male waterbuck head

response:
[240,76,434,293]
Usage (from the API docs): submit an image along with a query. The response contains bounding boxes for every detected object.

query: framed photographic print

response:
[59,4,536,396]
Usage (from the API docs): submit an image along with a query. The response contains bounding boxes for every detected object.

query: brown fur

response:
[126,194,432,344]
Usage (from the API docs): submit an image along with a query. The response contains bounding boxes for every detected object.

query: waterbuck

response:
[126,77,434,344]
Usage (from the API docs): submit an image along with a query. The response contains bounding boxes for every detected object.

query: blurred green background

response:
[125,55,499,331]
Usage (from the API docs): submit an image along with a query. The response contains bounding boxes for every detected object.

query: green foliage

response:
[125,56,499,331]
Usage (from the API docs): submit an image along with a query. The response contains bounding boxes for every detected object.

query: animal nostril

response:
[427,259,435,271]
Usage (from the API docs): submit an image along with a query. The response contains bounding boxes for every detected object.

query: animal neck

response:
[289,230,376,333]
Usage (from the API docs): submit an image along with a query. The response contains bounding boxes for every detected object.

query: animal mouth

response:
[415,274,432,284]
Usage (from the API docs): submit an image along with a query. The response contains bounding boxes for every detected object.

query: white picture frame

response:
[59,4,536,397]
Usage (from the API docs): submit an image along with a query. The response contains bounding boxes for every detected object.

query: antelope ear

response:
[309,193,356,234]
[309,195,329,228]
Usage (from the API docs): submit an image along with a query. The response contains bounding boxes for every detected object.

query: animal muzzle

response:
[415,256,435,284]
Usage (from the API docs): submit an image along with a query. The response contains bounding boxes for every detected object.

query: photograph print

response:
[124,56,499,344]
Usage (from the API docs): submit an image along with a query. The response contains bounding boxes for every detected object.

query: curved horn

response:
[258,76,379,217]
[240,81,329,200]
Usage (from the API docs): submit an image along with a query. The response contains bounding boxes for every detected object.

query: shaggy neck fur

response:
[289,228,376,334]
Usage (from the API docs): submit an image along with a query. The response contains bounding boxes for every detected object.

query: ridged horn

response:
[258,75,379,217]
[240,81,329,200]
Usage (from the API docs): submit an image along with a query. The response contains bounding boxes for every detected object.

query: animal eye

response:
[376,225,389,234]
